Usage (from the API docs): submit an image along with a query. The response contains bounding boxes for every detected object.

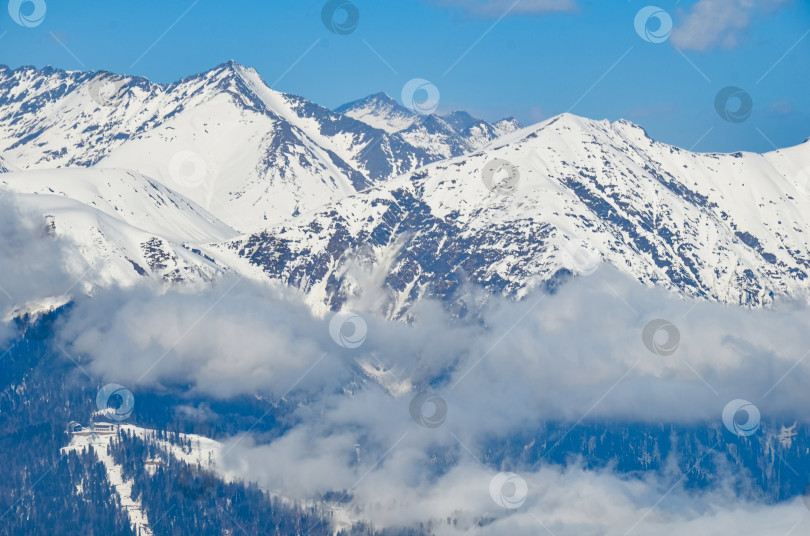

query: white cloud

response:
[672,0,792,51]
[59,265,810,424]
[59,281,349,398]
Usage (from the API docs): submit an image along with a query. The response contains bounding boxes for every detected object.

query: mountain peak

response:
[207,59,254,79]
[183,60,271,105]
[367,91,397,103]
[440,110,479,132]
[519,112,614,138]
[345,91,400,106]
[493,117,522,136]
[335,92,418,133]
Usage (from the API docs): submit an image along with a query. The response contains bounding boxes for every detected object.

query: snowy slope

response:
[1,168,234,288]
[211,114,810,315]
[2,168,234,243]
[95,64,367,231]
[62,424,224,536]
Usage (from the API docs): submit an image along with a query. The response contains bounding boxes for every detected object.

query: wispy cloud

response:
[672,0,792,51]
[224,437,808,534]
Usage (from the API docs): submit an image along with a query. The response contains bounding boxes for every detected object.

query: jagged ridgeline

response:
[0,62,518,233]
[2,64,809,316]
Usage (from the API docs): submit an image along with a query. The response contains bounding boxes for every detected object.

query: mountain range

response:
[0,61,518,232]
[1,62,810,316]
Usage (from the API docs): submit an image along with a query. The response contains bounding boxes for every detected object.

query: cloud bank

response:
[59,266,810,425]
[224,433,809,535]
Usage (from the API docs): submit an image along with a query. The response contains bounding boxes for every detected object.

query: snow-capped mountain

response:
[3,61,810,315]
[212,114,810,315]
[0,63,517,231]
[336,92,522,158]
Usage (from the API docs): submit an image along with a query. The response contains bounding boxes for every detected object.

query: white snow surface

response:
[2,168,233,289]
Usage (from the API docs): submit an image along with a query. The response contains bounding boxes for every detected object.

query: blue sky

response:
[1,0,808,153]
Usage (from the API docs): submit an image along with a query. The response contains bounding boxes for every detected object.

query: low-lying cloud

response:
[0,191,80,342]
[224,435,809,535]
[58,265,810,425]
[49,263,810,532]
